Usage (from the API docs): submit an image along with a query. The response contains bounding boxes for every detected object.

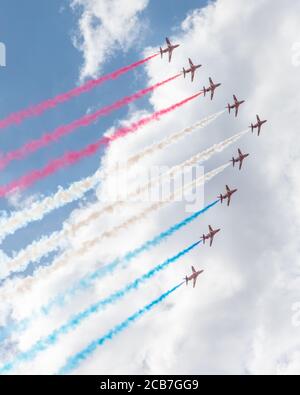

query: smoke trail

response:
[47,201,217,310]
[123,110,225,167]
[0,54,158,130]
[0,91,201,197]
[0,239,193,373]
[0,164,227,302]
[0,74,180,169]
[4,200,218,337]
[4,122,237,277]
[57,283,182,375]
[2,112,226,276]
[0,108,218,242]
[0,170,102,242]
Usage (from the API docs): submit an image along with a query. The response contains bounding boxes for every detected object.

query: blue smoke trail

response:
[58,282,183,374]
[5,200,218,338]
[45,199,218,312]
[0,242,199,373]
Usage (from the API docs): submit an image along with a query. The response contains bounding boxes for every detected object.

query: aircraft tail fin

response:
[251,124,254,133]
[160,47,163,58]
[202,235,205,244]
[227,104,231,113]
[203,87,206,96]
[183,68,186,78]
[218,194,223,204]
[231,157,235,167]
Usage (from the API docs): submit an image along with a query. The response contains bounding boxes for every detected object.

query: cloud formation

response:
[71,0,149,80]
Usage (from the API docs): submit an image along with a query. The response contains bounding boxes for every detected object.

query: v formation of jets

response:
[160,37,268,288]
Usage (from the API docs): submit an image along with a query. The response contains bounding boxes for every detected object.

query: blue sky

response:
[0,0,206,256]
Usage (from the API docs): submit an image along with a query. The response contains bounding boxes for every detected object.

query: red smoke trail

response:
[0,73,180,170]
[0,92,202,197]
[0,54,159,130]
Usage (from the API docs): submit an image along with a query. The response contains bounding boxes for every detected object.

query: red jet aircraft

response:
[218,185,238,206]
[203,77,222,100]
[250,115,267,136]
[184,266,204,288]
[227,95,245,117]
[183,58,202,82]
[159,37,180,62]
[231,148,249,170]
[201,225,221,247]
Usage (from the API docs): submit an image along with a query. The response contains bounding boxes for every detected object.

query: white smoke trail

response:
[0,111,224,243]
[3,123,244,279]
[123,110,225,166]
[0,163,229,302]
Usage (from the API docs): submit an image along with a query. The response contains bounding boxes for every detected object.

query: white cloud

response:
[2,0,300,374]
[71,0,149,80]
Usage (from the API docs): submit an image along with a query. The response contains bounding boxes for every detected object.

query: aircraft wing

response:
[257,125,261,136]
[189,58,194,67]
[233,94,238,102]
[235,106,238,117]
[227,195,231,206]
[238,148,242,156]
[192,266,196,273]
[239,160,243,170]
[210,236,213,247]
[168,49,172,63]
[193,276,197,288]
[226,185,230,192]
[209,225,213,232]
[209,77,213,86]
[191,69,195,82]
[210,89,214,100]
[256,114,260,122]
[166,37,171,46]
